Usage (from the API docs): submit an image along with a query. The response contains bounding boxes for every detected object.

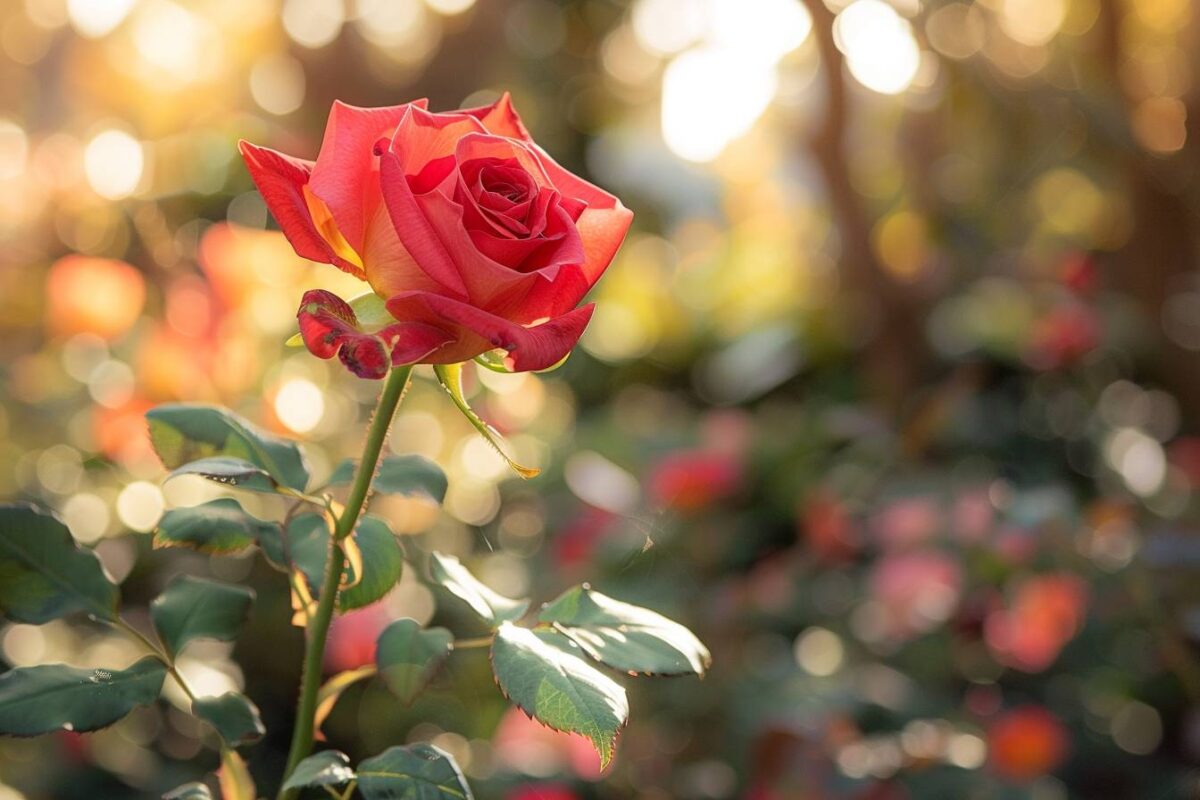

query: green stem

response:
[278,366,413,800]
[110,617,198,704]
[453,636,494,650]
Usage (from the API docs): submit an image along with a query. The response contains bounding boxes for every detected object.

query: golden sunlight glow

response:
[274,378,325,434]
[657,0,811,161]
[662,46,778,162]
[83,129,144,200]
[998,0,1067,46]
[423,0,476,15]
[116,481,164,532]
[834,0,921,95]
[707,0,811,62]
[355,0,430,48]
[282,0,346,48]
[632,0,708,55]
[250,55,307,116]
[131,0,221,82]
[67,0,135,38]
[0,120,28,180]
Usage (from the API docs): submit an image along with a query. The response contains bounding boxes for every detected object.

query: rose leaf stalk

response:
[278,365,413,800]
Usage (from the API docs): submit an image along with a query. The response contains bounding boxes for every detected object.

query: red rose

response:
[239,95,632,377]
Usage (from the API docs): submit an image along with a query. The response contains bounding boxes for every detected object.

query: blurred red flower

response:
[648,449,741,513]
[987,706,1069,782]
[506,784,579,800]
[985,573,1087,672]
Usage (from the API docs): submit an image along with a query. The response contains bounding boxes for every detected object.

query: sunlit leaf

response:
[313,666,376,736]
[154,498,278,554]
[327,455,448,503]
[0,503,118,624]
[490,624,627,770]
[150,575,254,657]
[539,586,711,677]
[282,750,356,791]
[165,456,283,495]
[433,364,539,479]
[192,692,265,747]
[357,743,473,800]
[0,657,166,736]
[428,552,528,626]
[338,516,403,611]
[146,403,309,491]
[376,619,453,706]
[218,748,255,800]
[277,514,403,612]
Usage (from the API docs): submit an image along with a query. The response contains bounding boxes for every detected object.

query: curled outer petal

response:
[297,290,452,379]
[237,141,365,279]
[386,290,594,372]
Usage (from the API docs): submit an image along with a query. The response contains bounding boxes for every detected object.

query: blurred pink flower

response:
[870,497,942,550]
[869,551,962,640]
[324,604,391,674]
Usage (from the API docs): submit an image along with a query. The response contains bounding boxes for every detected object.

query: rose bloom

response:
[240,95,632,377]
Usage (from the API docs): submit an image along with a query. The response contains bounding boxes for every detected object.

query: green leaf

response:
[165,456,282,494]
[154,498,278,554]
[146,403,309,491]
[490,624,628,769]
[339,516,403,612]
[261,513,328,586]
[151,575,254,657]
[277,514,403,612]
[539,586,711,677]
[163,782,214,799]
[428,552,528,626]
[328,455,448,503]
[376,619,453,706]
[192,692,265,747]
[0,503,118,623]
[0,656,166,736]
[282,750,356,791]
[357,743,473,800]
[433,364,539,479]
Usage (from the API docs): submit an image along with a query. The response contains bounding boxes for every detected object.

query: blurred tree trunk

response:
[1097,0,1200,412]
[799,0,934,417]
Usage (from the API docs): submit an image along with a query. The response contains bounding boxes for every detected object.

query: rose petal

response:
[309,99,428,255]
[462,92,531,141]
[413,189,588,313]
[238,141,365,279]
[456,96,634,287]
[376,106,489,299]
[386,290,595,372]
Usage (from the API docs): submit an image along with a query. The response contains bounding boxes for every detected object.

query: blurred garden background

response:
[3,0,1200,797]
